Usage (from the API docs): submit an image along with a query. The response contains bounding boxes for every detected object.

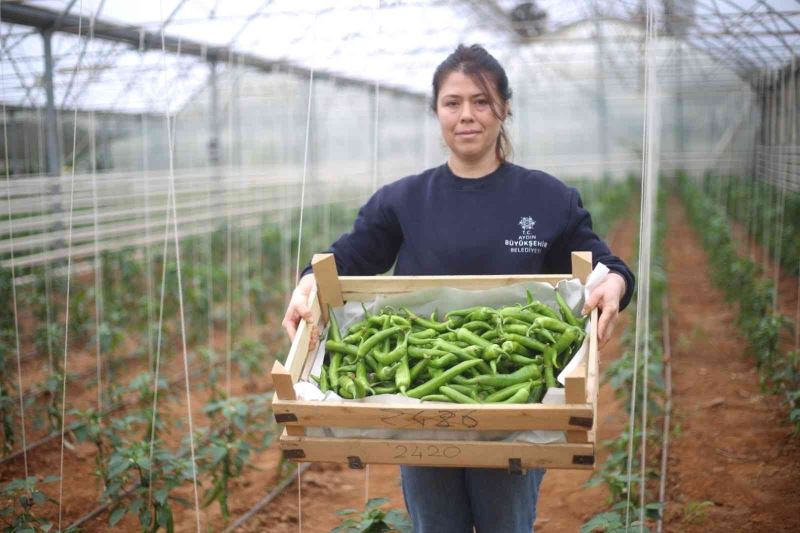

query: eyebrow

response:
[441,92,488,99]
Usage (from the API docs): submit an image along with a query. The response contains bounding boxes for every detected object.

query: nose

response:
[459,101,474,122]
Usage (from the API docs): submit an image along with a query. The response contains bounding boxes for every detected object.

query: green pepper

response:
[376,361,400,381]
[543,347,557,388]
[409,358,431,382]
[523,301,560,320]
[373,383,399,394]
[356,360,372,394]
[373,336,409,365]
[338,375,357,399]
[501,383,532,404]
[433,339,493,374]
[466,364,541,388]
[508,353,539,366]
[326,340,359,356]
[395,355,411,393]
[499,307,539,323]
[461,320,493,332]
[408,346,449,360]
[555,290,578,327]
[530,382,546,403]
[446,383,479,397]
[430,353,459,368]
[319,366,330,393]
[401,307,451,332]
[482,344,506,361]
[440,385,480,404]
[532,316,570,333]
[420,394,451,402]
[445,306,486,319]
[326,304,342,341]
[357,325,407,358]
[405,359,483,399]
[484,381,532,402]
[552,327,580,360]
[502,333,547,353]
[328,353,342,388]
[480,329,500,341]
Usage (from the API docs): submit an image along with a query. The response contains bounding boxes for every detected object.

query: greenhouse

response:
[0,0,798,531]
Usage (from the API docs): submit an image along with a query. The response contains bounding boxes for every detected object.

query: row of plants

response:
[1,202,362,531]
[702,173,800,277]
[679,174,799,431]
[581,186,667,532]
[0,203,356,457]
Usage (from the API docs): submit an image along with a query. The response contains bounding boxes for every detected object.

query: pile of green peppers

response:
[310,289,587,404]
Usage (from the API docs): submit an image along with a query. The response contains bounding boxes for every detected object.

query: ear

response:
[501,102,511,121]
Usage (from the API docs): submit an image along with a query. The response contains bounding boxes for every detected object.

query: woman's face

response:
[435,70,506,166]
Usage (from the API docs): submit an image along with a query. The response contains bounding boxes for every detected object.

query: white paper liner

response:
[297,264,609,444]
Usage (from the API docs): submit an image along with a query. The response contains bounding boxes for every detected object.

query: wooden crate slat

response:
[272,398,593,432]
[280,432,595,470]
[339,274,573,300]
[283,286,321,383]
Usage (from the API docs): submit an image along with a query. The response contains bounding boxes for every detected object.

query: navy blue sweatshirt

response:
[302,162,634,310]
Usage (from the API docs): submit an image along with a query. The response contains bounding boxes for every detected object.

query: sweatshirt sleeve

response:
[544,187,635,311]
[300,185,403,279]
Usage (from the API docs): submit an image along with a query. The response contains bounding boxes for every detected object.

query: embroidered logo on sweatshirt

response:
[505,216,549,254]
[518,216,536,231]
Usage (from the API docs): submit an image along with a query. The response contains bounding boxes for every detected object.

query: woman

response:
[282,44,634,533]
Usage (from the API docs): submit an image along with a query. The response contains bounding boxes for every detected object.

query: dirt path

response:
[662,196,800,532]
[236,214,638,533]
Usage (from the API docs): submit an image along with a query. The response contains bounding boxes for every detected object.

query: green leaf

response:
[335,508,359,516]
[109,507,126,527]
[365,497,389,511]
[581,511,624,533]
[154,488,169,506]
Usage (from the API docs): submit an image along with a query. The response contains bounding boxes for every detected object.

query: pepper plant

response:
[198,393,274,520]
[0,475,73,533]
[331,498,412,533]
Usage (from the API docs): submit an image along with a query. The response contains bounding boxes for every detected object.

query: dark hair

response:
[431,44,513,163]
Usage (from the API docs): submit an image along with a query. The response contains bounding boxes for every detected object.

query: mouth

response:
[456,130,481,137]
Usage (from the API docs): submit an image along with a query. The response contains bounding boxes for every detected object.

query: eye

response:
[444,100,458,108]
[475,98,489,107]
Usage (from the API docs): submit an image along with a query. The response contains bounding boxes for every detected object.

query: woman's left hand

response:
[581,272,627,348]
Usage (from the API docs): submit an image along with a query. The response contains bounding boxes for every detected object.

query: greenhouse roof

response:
[1,0,798,114]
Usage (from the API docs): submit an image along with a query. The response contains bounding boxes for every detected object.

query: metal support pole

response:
[593,17,609,178]
[42,28,61,177]
[674,41,685,168]
[209,59,221,167]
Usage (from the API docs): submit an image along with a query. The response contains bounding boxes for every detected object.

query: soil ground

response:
[661,196,800,532]
[6,196,800,533]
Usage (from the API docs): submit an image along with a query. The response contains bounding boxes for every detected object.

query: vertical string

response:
[294,70,314,284]
[159,2,202,530]
[291,66,316,533]
[625,3,658,530]
[90,110,103,412]
[58,3,84,528]
[1,0,31,485]
[773,68,786,314]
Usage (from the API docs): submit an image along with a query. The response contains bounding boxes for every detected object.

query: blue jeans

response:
[400,465,546,533]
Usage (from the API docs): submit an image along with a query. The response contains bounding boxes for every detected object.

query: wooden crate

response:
[271,252,600,472]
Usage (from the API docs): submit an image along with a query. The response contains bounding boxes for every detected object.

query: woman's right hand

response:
[281,274,318,342]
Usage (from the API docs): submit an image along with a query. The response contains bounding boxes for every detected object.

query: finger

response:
[596,307,611,343]
[582,290,602,316]
[282,318,297,341]
[294,301,313,322]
